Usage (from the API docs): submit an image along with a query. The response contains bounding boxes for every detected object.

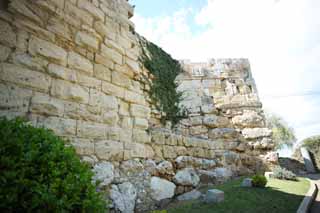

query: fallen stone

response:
[177,189,202,201]
[204,189,224,203]
[241,178,253,187]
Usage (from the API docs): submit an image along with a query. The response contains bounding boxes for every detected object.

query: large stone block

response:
[30,93,64,116]
[205,189,224,203]
[77,74,101,90]
[37,116,76,136]
[94,21,115,40]
[124,143,154,159]
[134,118,149,129]
[75,31,99,51]
[65,1,93,26]
[203,115,230,128]
[92,162,114,187]
[232,110,264,128]
[101,44,123,65]
[71,138,94,155]
[68,51,93,74]
[1,63,51,93]
[124,90,145,105]
[242,128,272,139]
[51,79,89,104]
[77,121,107,139]
[130,104,150,118]
[102,111,119,126]
[0,44,11,62]
[175,156,216,170]
[95,53,114,69]
[0,19,16,47]
[95,140,124,161]
[150,177,176,201]
[48,64,77,83]
[110,182,137,213]
[94,63,112,82]
[102,81,125,98]
[28,36,67,66]
[173,168,200,187]
[132,129,151,143]
[78,0,104,21]
[162,145,177,159]
[112,71,131,88]
[208,128,238,140]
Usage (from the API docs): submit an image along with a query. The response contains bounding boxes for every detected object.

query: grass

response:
[166,177,310,213]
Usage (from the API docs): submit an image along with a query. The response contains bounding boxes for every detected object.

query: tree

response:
[265,112,297,149]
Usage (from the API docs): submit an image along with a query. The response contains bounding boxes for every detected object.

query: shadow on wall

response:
[309,152,319,172]
[0,0,9,10]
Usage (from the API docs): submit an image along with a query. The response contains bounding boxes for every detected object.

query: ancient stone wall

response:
[0,1,274,212]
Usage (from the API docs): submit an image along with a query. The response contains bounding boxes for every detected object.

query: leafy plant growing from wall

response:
[139,37,186,127]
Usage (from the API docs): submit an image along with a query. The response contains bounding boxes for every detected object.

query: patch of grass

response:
[168,177,310,213]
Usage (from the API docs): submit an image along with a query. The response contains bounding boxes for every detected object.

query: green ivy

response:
[139,38,186,127]
[0,117,107,212]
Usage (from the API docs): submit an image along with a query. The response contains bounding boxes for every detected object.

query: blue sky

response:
[131,0,320,149]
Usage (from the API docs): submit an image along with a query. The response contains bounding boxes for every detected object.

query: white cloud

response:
[133,0,320,141]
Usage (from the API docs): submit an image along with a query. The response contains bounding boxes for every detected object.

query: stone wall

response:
[0,1,274,212]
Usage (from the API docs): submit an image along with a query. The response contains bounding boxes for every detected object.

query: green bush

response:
[0,118,106,212]
[252,175,268,188]
[272,166,297,181]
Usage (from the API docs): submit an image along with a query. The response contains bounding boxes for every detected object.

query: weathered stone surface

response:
[71,138,94,155]
[48,64,77,82]
[175,156,216,170]
[203,115,229,128]
[134,118,149,129]
[1,63,51,92]
[124,143,154,159]
[77,121,106,139]
[65,1,93,26]
[264,151,279,164]
[101,44,123,65]
[208,128,238,140]
[156,161,174,176]
[213,168,233,181]
[132,129,151,144]
[0,20,16,47]
[174,168,200,187]
[205,189,224,203]
[78,0,104,21]
[110,182,137,213]
[150,177,176,201]
[37,116,76,136]
[232,110,264,128]
[124,91,145,105]
[29,36,67,65]
[92,162,114,187]
[112,71,131,88]
[130,104,150,118]
[0,44,11,61]
[94,64,112,81]
[102,81,125,98]
[95,140,124,161]
[177,190,202,201]
[68,51,93,74]
[242,128,272,139]
[102,111,119,126]
[31,93,64,116]
[75,31,99,50]
[51,79,89,104]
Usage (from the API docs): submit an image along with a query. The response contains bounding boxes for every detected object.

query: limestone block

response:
[190,126,208,135]
[94,21,114,40]
[120,159,144,176]
[203,115,230,128]
[1,63,51,93]
[102,81,125,98]
[12,53,48,72]
[214,168,233,181]
[102,111,119,126]
[124,90,145,105]
[28,36,67,66]
[0,44,11,61]
[242,128,272,139]
[71,138,94,155]
[151,131,166,145]
[10,0,44,25]
[75,31,99,51]
[112,71,131,88]
[205,189,224,203]
[130,104,151,118]
[150,177,176,201]
[77,74,101,90]
[106,127,121,141]
[232,110,264,128]
[173,168,200,187]
[134,118,149,129]
[0,83,32,113]
[95,53,114,70]
[110,182,137,213]
[184,137,209,148]
[124,143,154,159]
[189,116,203,126]
[120,116,133,129]
[30,93,64,116]
[48,64,77,83]
[208,128,238,140]
[37,116,76,136]
[101,44,123,65]
[156,161,175,176]
[95,140,124,161]
[223,151,240,165]
[189,147,208,158]
[68,51,93,74]
[77,121,107,139]
[0,19,16,47]
[162,145,177,159]
[132,129,151,143]
[119,100,130,116]
[119,129,133,143]
[47,17,72,40]
[78,0,104,21]
[51,79,89,104]
[165,134,180,146]
[65,1,93,26]
[101,94,119,111]
[125,56,140,73]
[92,162,114,187]
[105,39,125,55]
[93,63,111,82]
[118,35,132,49]
[175,156,216,170]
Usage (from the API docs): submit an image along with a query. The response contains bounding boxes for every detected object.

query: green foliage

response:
[272,166,297,181]
[265,112,296,149]
[0,118,106,212]
[139,37,186,127]
[301,135,320,170]
[252,175,268,188]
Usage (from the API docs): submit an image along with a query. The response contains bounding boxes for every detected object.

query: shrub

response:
[272,166,297,181]
[252,175,268,187]
[0,118,106,212]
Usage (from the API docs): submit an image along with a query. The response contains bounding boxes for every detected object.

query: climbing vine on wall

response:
[139,37,186,127]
